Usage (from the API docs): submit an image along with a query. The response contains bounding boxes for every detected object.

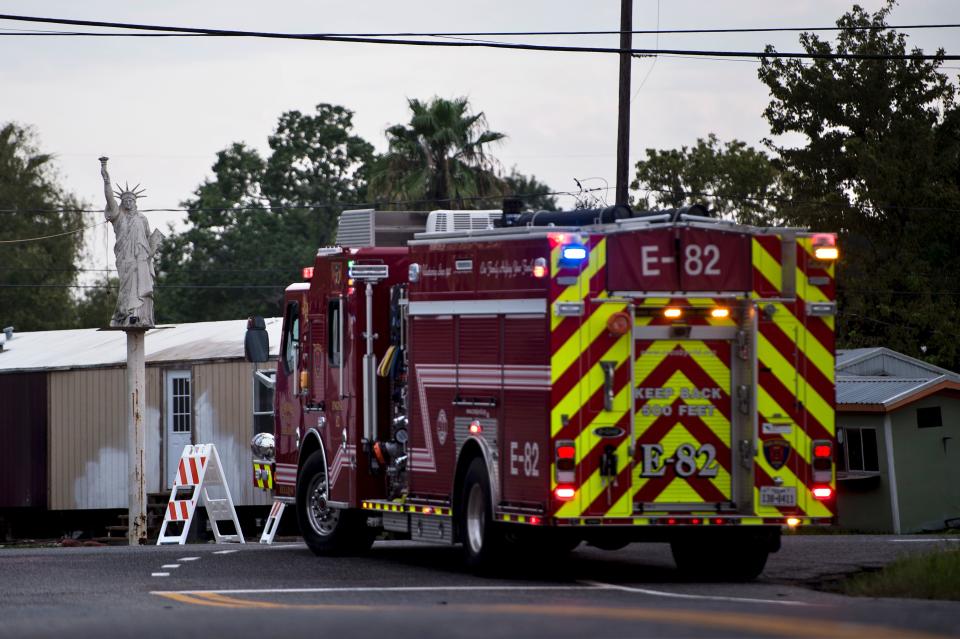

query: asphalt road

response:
[0,535,958,638]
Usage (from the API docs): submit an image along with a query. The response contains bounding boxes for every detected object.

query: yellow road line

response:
[153,593,951,639]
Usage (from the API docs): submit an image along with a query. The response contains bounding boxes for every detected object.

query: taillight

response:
[811,440,834,499]
[812,486,833,500]
[555,440,576,498]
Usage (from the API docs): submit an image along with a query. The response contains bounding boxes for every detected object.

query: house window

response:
[838,427,879,473]
[253,369,276,435]
[917,406,942,429]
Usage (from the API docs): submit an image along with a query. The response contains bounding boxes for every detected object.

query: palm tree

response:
[369,97,506,209]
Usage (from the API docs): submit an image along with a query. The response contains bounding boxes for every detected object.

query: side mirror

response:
[244,316,270,363]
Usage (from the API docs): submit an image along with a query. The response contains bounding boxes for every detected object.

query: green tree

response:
[158,104,374,322]
[759,0,960,368]
[502,167,558,211]
[369,97,506,209]
[631,134,786,224]
[74,277,118,328]
[0,123,86,331]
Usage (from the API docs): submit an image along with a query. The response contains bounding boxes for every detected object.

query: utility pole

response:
[615,0,634,207]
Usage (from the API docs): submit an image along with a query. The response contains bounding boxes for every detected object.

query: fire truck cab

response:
[247,204,838,578]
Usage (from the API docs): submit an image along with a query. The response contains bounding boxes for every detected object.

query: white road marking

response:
[890,538,960,543]
[213,549,240,555]
[161,564,180,569]
[152,585,599,595]
[151,572,170,577]
[582,580,809,606]
[178,557,200,562]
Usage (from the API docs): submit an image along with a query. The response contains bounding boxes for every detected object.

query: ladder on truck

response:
[157,444,245,545]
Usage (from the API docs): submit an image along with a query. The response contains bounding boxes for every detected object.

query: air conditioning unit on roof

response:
[425,210,502,234]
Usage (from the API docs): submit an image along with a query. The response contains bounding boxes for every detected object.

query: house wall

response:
[890,395,960,532]
[48,368,162,510]
[0,372,48,508]
[836,413,894,532]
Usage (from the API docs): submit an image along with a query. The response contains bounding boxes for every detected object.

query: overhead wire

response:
[1,19,960,37]
[0,14,956,60]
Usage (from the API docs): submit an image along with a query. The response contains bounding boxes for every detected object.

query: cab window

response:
[282,301,300,375]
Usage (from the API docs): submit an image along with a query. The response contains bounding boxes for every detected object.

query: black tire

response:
[296,451,375,556]
[670,536,769,581]
[459,457,503,570]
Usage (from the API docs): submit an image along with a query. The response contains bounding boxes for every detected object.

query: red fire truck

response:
[246,203,838,578]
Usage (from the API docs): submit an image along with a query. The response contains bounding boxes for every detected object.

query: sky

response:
[1,0,958,275]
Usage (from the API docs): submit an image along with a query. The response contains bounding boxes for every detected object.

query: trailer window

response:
[328,299,341,367]
[282,302,300,375]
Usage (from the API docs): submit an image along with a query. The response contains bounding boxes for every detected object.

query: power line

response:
[1,20,960,37]
[0,221,106,244]
[0,15,955,60]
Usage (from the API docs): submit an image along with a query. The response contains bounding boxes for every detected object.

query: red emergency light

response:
[554,485,575,500]
[812,486,833,500]
[302,266,314,279]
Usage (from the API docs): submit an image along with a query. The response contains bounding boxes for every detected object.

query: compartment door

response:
[633,329,735,511]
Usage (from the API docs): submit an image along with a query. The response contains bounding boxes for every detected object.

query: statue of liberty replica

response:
[99,157,164,326]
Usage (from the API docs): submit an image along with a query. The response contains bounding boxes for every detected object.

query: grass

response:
[844,547,960,601]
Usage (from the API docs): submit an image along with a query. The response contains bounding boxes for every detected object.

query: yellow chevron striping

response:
[757,331,833,439]
[766,301,834,384]
[551,335,630,437]
[552,300,625,384]
[550,238,607,332]
[556,436,632,518]
[752,237,783,294]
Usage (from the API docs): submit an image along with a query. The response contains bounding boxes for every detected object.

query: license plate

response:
[760,486,796,506]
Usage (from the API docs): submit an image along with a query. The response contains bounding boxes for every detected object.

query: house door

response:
[165,370,193,488]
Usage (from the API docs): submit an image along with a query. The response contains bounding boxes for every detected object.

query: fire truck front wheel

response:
[460,458,503,570]
[296,451,375,556]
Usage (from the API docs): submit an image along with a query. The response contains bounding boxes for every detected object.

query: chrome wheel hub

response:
[306,474,338,536]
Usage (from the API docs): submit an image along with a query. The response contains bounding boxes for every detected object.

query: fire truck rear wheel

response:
[296,451,375,556]
[460,457,503,570]
[670,534,770,581]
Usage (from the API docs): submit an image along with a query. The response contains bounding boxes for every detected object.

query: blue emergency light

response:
[560,243,588,262]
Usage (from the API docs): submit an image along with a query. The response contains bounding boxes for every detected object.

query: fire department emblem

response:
[436,409,449,446]
[332,263,343,286]
[763,439,792,470]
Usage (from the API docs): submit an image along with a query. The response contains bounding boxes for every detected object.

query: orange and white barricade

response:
[157,444,245,545]
[259,500,287,544]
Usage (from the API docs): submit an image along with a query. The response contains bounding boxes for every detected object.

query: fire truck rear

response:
[246,204,839,578]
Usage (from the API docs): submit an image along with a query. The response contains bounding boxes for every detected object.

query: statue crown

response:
[113,181,147,200]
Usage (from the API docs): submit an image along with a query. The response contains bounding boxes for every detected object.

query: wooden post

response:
[126,328,148,544]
